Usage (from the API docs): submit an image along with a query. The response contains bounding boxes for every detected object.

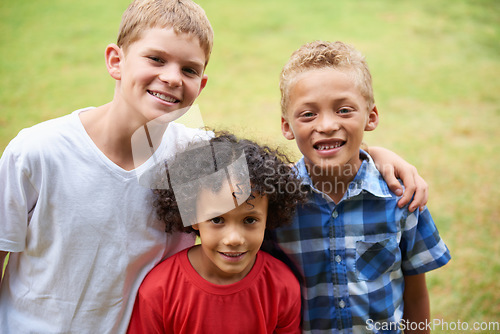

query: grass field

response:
[1,0,499,332]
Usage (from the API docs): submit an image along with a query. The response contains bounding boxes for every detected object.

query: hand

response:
[369,147,428,212]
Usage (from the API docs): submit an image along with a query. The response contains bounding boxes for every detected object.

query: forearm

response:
[403,274,430,334]
[368,146,407,182]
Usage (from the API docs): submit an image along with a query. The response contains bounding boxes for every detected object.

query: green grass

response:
[1,254,7,279]
[1,0,499,332]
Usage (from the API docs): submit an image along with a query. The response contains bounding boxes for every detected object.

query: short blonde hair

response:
[280,40,374,116]
[117,0,214,66]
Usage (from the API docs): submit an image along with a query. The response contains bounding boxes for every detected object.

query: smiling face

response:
[108,27,208,126]
[190,184,268,285]
[281,68,378,186]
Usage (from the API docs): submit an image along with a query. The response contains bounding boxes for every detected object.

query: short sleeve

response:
[399,207,451,275]
[0,137,39,252]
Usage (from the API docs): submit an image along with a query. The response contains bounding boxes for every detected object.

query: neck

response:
[307,160,362,204]
[188,245,251,285]
[79,103,167,171]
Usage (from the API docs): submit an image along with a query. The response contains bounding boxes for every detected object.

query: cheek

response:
[187,78,204,92]
[248,227,266,246]
[198,227,219,246]
[295,129,312,145]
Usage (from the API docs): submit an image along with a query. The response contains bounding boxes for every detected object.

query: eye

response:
[209,217,224,225]
[338,108,352,114]
[243,217,258,225]
[299,111,316,119]
[183,67,199,76]
[147,56,164,64]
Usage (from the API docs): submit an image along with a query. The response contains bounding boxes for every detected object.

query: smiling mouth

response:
[219,252,246,258]
[314,142,345,151]
[147,90,180,103]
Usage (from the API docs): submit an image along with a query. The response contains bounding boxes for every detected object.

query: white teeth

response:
[317,143,342,150]
[150,91,178,103]
[222,252,243,257]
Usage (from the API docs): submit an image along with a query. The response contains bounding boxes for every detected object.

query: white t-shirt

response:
[0,108,207,333]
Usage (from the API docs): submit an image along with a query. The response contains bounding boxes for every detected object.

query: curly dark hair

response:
[153,132,307,235]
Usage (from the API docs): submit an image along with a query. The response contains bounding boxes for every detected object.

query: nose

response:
[315,112,340,134]
[222,224,245,246]
[158,65,182,88]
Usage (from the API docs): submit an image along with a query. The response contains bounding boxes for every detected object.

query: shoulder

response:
[259,251,300,289]
[1,112,83,172]
[4,111,83,157]
[261,251,291,268]
[144,250,185,281]
[358,152,395,195]
[165,122,213,145]
[257,252,302,312]
[349,151,407,212]
[157,123,214,162]
[137,250,186,296]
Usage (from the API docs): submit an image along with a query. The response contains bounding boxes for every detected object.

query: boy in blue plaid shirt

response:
[273,41,451,333]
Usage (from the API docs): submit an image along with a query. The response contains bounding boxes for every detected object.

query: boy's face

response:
[192,185,268,285]
[281,68,378,180]
[111,27,208,123]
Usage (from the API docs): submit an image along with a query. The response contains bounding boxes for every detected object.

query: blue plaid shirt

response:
[273,151,450,334]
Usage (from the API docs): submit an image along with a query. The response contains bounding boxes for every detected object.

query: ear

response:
[191,223,200,231]
[105,44,123,80]
[365,105,379,131]
[281,116,295,140]
[197,74,208,96]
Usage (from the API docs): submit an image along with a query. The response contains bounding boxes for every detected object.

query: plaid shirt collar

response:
[296,150,393,203]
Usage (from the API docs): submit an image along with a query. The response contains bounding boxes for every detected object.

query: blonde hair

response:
[280,40,374,116]
[117,0,213,66]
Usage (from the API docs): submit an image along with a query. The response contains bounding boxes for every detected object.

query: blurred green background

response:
[1,0,499,332]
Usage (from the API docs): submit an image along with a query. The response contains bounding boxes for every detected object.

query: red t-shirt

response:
[127,247,301,333]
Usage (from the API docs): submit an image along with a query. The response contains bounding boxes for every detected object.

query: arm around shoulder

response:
[368,146,428,212]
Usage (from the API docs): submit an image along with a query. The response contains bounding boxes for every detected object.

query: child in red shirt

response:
[128,132,306,333]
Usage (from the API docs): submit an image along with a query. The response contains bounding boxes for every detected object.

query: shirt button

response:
[339,300,346,309]
[332,211,338,218]
[335,255,342,263]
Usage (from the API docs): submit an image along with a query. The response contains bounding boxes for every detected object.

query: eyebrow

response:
[243,209,267,216]
[200,208,267,219]
[295,95,359,110]
[144,48,205,68]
